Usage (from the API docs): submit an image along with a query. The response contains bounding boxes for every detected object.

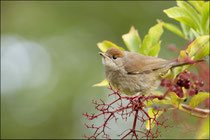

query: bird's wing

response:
[124,52,171,74]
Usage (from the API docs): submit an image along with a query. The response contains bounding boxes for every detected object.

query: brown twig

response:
[181,104,210,118]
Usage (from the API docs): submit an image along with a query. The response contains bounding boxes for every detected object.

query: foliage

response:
[163,0,209,40]
[189,92,209,108]
[84,0,210,139]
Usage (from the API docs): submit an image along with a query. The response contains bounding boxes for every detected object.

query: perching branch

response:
[181,104,210,118]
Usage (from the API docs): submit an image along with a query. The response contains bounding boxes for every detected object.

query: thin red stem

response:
[132,111,138,130]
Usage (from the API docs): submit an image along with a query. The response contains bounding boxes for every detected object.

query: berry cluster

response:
[161,70,205,98]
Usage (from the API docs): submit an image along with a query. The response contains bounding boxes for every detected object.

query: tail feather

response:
[171,59,205,68]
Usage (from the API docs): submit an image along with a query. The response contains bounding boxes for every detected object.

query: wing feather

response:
[124,52,171,74]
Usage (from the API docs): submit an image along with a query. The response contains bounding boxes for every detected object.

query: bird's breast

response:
[105,68,161,96]
[105,68,144,95]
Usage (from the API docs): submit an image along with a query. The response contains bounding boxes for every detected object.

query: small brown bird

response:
[99,47,201,96]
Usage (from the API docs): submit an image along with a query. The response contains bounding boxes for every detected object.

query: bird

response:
[99,47,202,96]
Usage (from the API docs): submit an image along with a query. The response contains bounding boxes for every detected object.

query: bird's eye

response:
[112,56,117,60]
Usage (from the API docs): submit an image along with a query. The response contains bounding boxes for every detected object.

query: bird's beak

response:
[99,52,108,59]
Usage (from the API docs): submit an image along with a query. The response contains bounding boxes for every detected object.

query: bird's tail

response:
[170,59,205,68]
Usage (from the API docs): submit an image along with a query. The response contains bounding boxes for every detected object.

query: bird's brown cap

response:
[106,47,124,58]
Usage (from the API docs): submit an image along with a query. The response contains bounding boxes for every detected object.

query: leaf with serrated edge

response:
[122,26,141,52]
[189,92,210,108]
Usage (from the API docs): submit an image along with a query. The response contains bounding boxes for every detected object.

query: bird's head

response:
[99,47,125,71]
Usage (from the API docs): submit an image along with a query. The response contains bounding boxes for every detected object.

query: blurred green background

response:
[1,1,200,139]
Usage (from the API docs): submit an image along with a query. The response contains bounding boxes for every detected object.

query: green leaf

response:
[170,66,183,80]
[194,42,209,60]
[190,28,200,38]
[196,117,209,139]
[169,92,185,108]
[182,87,189,98]
[178,50,189,62]
[186,35,210,59]
[180,22,191,40]
[189,92,209,108]
[97,40,124,53]
[171,67,183,80]
[144,98,172,107]
[169,92,180,107]
[188,1,204,13]
[164,7,198,31]
[144,91,171,107]
[151,91,163,96]
[201,2,210,35]
[162,22,185,38]
[160,69,172,79]
[146,108,164,130]
[122,26,141,52]
[177,1,201,33]
[93,79,109,87]
[147,41,161,57]
[139,23,163,55]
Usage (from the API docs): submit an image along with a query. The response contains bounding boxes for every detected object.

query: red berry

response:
[189,90,195,96]
[177,79,184,87]
[185,70,191,75]
[191,84,196,89]
[194,80,199,85]
[184,79,190,89]
[186,79,190,83]
[199,81,204,87]
[195,88,199,94]
[180,74,188,80]
[177,91,184,98]
[176,86,181,91]
[184,84,190,89]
